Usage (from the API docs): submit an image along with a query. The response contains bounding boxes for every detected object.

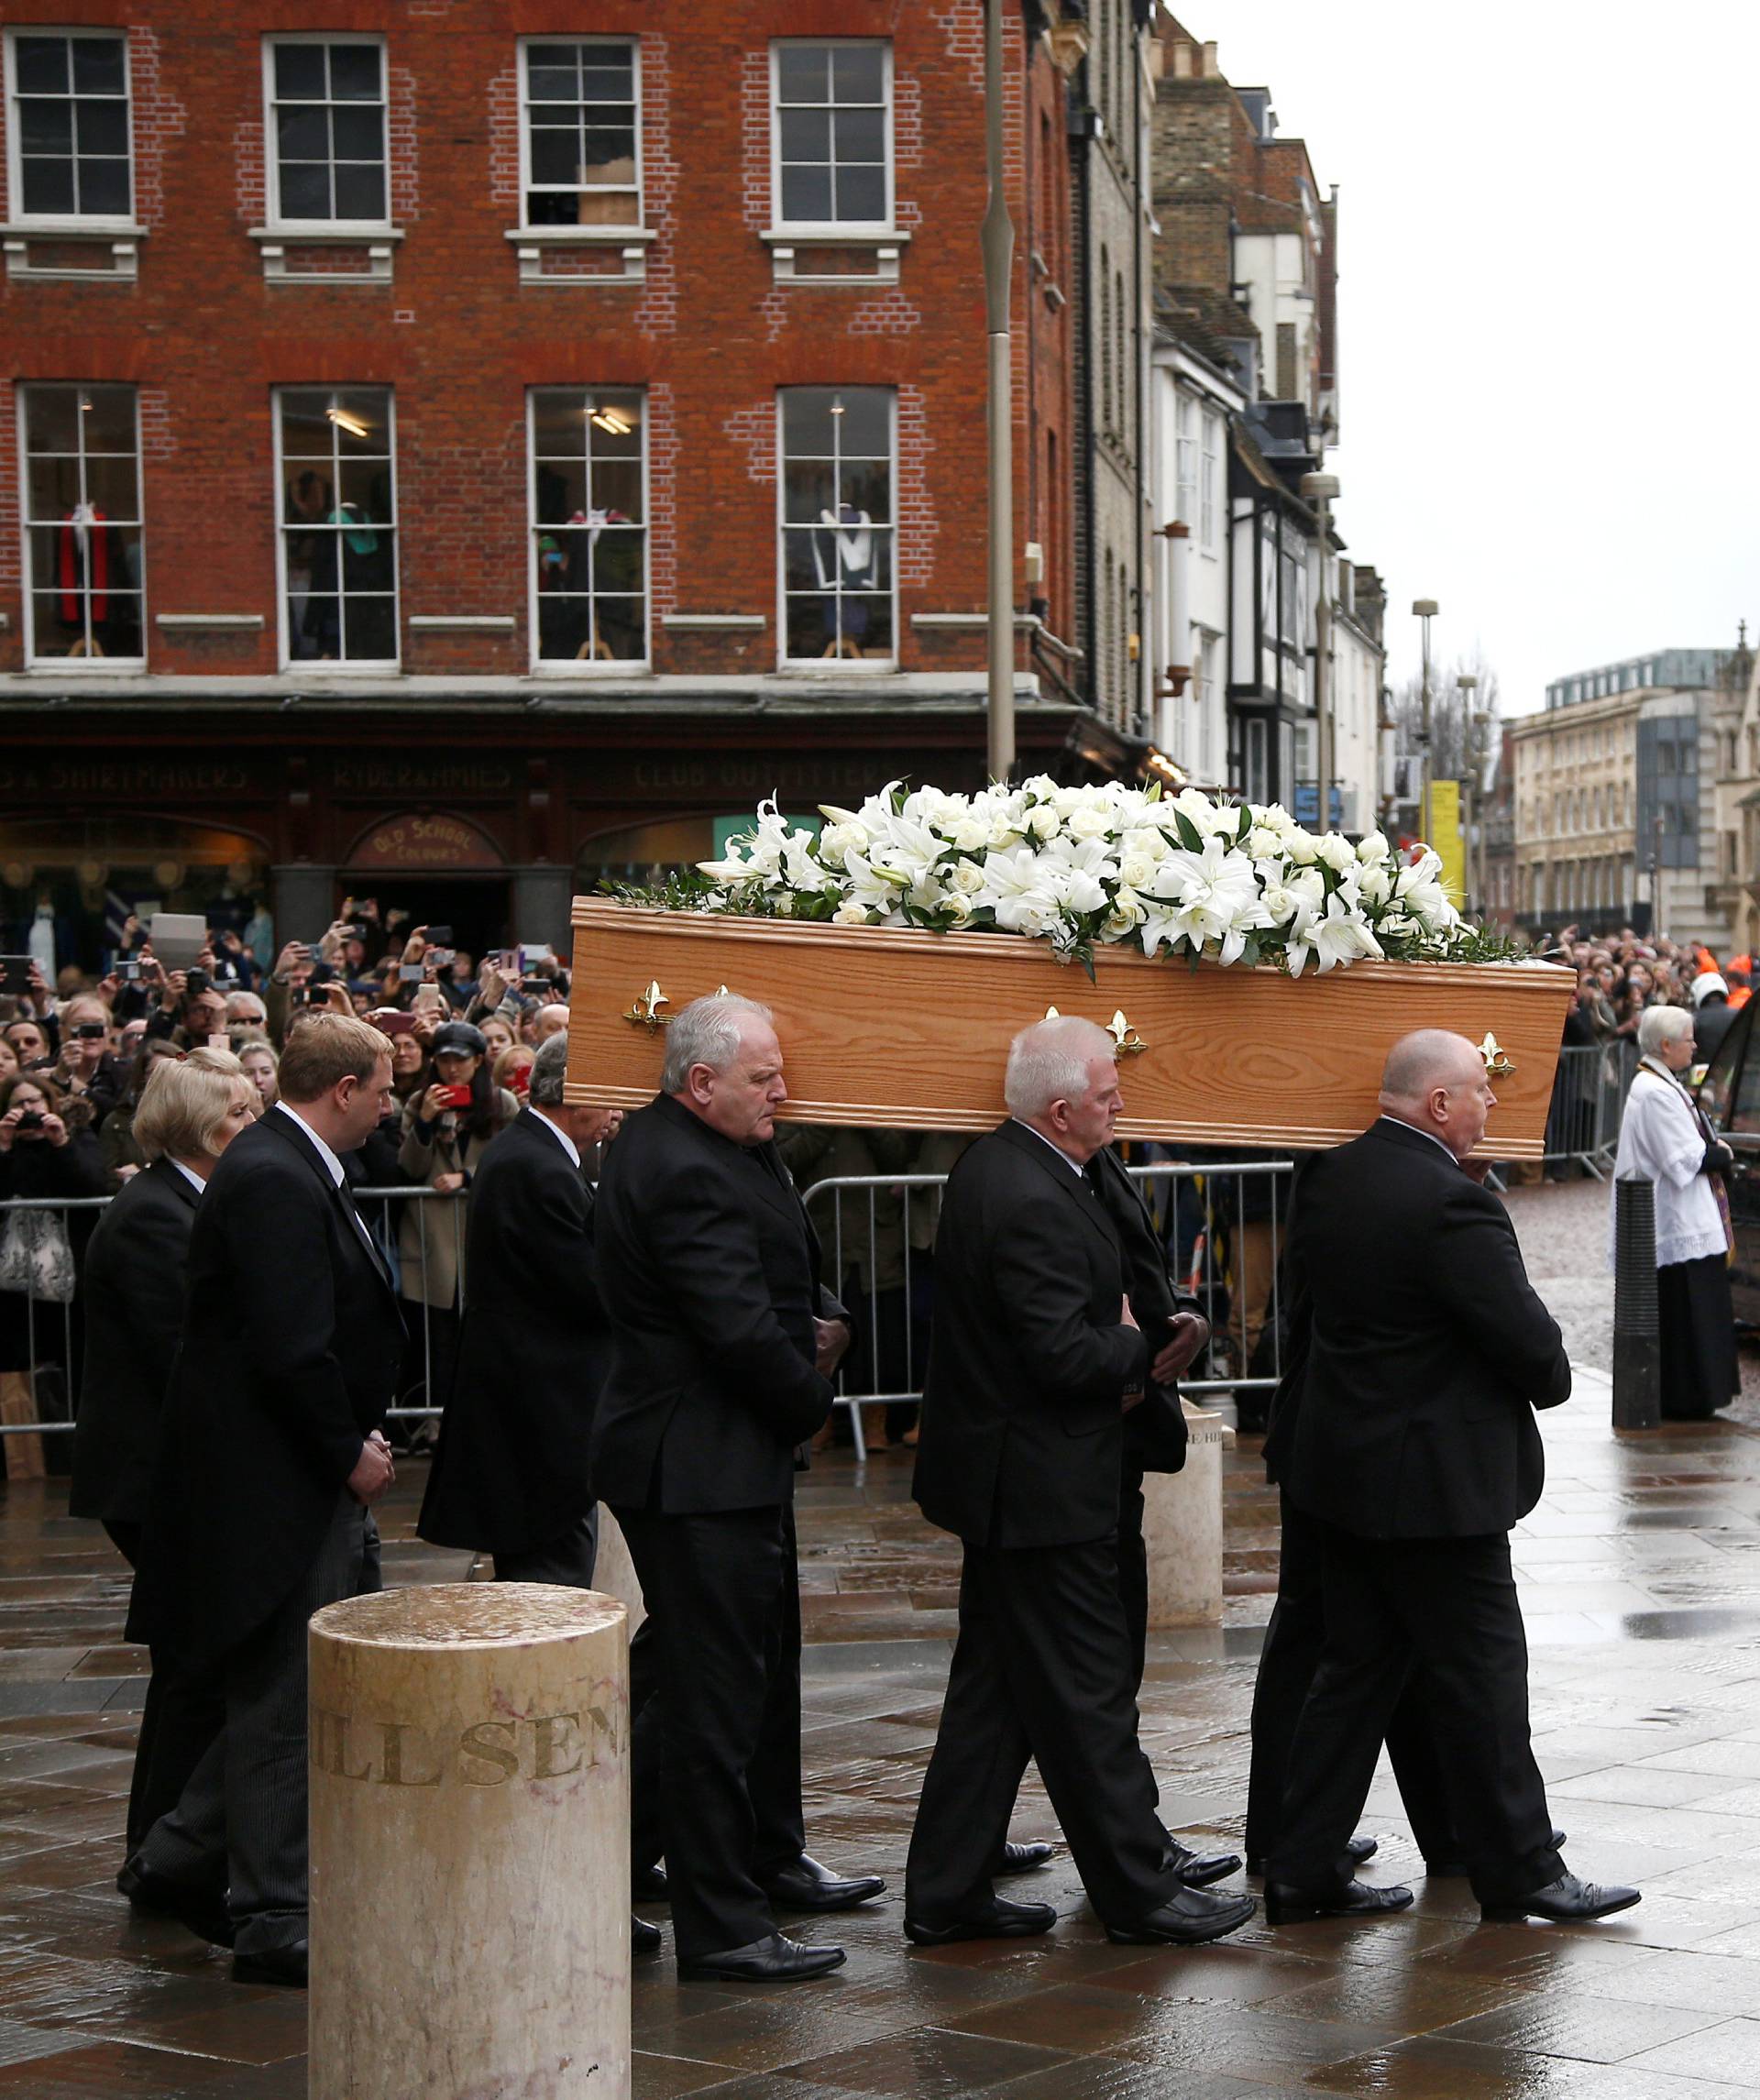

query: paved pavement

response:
[2,1181,1760,2094]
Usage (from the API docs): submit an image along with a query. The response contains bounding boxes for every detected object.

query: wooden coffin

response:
[566,897,1575,1156]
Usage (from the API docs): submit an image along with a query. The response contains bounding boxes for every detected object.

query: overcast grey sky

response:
[1193,1,1759,715]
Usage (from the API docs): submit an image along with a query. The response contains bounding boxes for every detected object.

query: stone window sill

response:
[504,225,656,285]
[1,220,145,282]
[760,226,909,286]
[248,225,404,285]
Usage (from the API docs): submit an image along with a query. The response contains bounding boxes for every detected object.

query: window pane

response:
[782,528,822,590]
[783,461,836,523]
[19,157,76,215]
[779,108,831,162]
[274,43,326,100]
[328,45,382,101]
[837,105,885,163]
[532,390,586,455]
[525,48,580,98]
[32,591,84,654]
[588,401,642,457]
[26,455,80,519]
[278,161,329,218]
[845,594,893,653]
[783,390,838,459]
[595,598,645,659]
[529,125,578,186]
[278,397,333,459]
[832,45,886,103]
[776,46,830,103]
[338,457,393,519]
[836,162,886,223]
[333,161,385,220]
[19,102,73,154]
[15,37,70,94]
[332,390,392,454]
[339,530,390,588]
[74,98,128,155]
[99,593,144,657]
[842,457,891,522]
[838,390,891,456]
[535,460,588,518]
[536,597,590,661]
[331,104,382,160]
[78,155,130,215]
[341,593,397,661]
[786,595,834,660]
[83,454,140,520]
[579,125,634,185]
[72,36,126,96]
[25,389,81,456]
[592,533,643,592]
[580,57,633,101]
[589,461,643,522]
[780,161,832,223]
[80,387,138,453]
[276,104,328,161]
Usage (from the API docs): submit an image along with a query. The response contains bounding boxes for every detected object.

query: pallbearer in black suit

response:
[1263,1030,1638,1927]
[905,1017,1255,1950]
[124,1017,406,1986]
[419,1030,618,1584]
[72,1050,257,1855]
[591,995,883,1984]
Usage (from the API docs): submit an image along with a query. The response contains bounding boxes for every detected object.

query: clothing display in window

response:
[812,504,876,652]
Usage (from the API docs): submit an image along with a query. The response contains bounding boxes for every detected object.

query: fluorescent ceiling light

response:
[327,407,371,439]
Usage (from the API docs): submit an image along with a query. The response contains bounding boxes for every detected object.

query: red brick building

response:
[0,0,1125,967]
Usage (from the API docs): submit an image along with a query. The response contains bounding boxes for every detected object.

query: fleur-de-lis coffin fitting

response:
[1042,1005,1148,1056]
[1479,1031,1514,1079]
[623,980,671,1031]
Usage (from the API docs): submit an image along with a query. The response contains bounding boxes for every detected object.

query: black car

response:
[1696,1001,1760,1321]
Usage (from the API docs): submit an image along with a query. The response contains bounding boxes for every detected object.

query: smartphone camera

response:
[398,963,424,984]
[15,1112,43,1132]
[75,1022,107,1040]
[185,968,210,995]
[117,960,142,983]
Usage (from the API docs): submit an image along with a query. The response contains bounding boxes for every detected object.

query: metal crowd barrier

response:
[1536,1041,1636,1179]
[800,1157,1296,1463]
[0,1183,467,1446]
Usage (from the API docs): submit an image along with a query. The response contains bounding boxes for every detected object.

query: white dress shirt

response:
[530,1105,581,1170]
[275,1100,346,1187]
[170,1159,207,1198]
[1377,1114,1462,1166]
[1010,1116,1087,1180]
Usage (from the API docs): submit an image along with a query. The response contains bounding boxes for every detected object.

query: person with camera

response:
[123,1016,403,1985]
[72,1050,256,1854]
[393,1019,516,1415]
[2,1013,52,1072]
[143,957,230,1054]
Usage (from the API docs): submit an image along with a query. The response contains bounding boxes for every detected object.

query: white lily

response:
[1285,892,1386,976]
[1138,835,1270,962]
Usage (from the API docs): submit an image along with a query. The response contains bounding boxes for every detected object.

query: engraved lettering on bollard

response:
[311,1706,622,1786]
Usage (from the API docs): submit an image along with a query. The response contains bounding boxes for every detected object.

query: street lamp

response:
[1456,673,1478,913]
[1473,707,1492,911]
[1300,472,1339,830]
[1413,599,1439,839]
[981,0,1015,784]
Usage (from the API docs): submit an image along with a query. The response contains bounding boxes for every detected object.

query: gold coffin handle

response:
[1042,1004,1148,1057]
[623,980,671,1031]
[1480,1031,1514,1079]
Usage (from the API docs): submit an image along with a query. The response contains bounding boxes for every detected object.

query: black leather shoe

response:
[1166,1842,1243,1888]
[1482,1873,1639,1923]
[676,1932,846,1983]
[632,1912,662,1953]
[904,1896,1057,1946]
[1247,1832,1377,1876]
[632,1863,668,1901]
[996,1840,1057,1875]
[1264,1878,1414,1926]
[1106,1885,1257,1945]
[761,1853,886,1912]
[232,1941,308,1987]
[117,1860,234,1948]
[1427,1829,1568,1879]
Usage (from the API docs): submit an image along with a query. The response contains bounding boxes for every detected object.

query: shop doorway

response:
[333,875,512,969]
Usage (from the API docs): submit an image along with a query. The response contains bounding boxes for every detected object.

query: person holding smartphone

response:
[393,1020,517,1420]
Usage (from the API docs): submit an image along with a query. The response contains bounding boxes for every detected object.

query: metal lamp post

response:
[1473,707,1492,911]
[1457,672,1478,911]
[982,0,1015,784]
[1413,599,1439,839]
[1300,473,1339,830]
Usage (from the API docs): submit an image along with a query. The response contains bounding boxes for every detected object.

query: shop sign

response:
[350,812,505,870]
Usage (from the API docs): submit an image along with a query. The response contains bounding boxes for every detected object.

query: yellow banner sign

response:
[1427,778,1465,902]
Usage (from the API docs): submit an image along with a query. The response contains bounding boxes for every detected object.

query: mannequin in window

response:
[284,473,332,661]
[812,505,876,659]
[570,507,630,663]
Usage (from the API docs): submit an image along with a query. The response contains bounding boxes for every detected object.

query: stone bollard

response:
[1141,1407,1236,1628]
[309,1583,630,2100]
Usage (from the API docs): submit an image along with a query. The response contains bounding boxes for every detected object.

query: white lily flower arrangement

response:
[665,777,1479,977]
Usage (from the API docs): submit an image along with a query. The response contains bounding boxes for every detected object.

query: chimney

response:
[1171,38,1194,79]
[1201,39,1220,78]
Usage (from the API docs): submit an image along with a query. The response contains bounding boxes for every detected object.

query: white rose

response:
[832,899,871,926]
[942,891,975,927]
[1120,827,1168,863]
[1288,867,1326,907]
[1356,830,1391,865]
[1068,805,1113,840]
[989,814,1023,849]
[1358,863,1392,907]
[1286,830,1321,865]
[1119,852,1155,889]
[951,859,987,895]
[1315,833,1357,875]
[1022,774,1059,801]
[1028,807,1062,841]
[1246,826,1284,862]
[951,815,991,852]
[1261,885,1297,922]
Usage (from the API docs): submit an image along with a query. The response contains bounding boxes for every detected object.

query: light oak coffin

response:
[566,897,1575,1156]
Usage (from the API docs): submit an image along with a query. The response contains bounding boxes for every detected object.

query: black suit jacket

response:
[419,1107,608,1554]
[1089,1145,1191,1475]
[588,1093,838,1513]
[71,1160,201,1525]
[1269,1117,1570,1541]
[127,1109,405,1665]
[912,1120,1150,1549]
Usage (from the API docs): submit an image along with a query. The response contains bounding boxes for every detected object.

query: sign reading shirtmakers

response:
[310,1701,622,1787]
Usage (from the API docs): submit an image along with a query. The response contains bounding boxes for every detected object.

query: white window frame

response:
[776,386,898,673]
[515,37,643,233]
[271,385,400,672]
[524,386,652,676]
[1200,409,1221,555]
[3,27,134,229]
[769,38,894,236]
[261,34,390,232]
[17,381,147,669]
[1174,393,1197,527]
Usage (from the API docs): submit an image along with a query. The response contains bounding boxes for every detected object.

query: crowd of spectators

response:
[0,904,578,1454]
[1543,924,1751,1056]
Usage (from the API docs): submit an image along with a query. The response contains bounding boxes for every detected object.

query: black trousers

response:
[492,1508,599,1587]
[1245,1490,1455,1864]
[907,1534,1180,1930]
[1266,1517,1562,1906]
[1116,1460,1150,1693]
[615,1501,806,1961]
[138,1492,371,1956]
